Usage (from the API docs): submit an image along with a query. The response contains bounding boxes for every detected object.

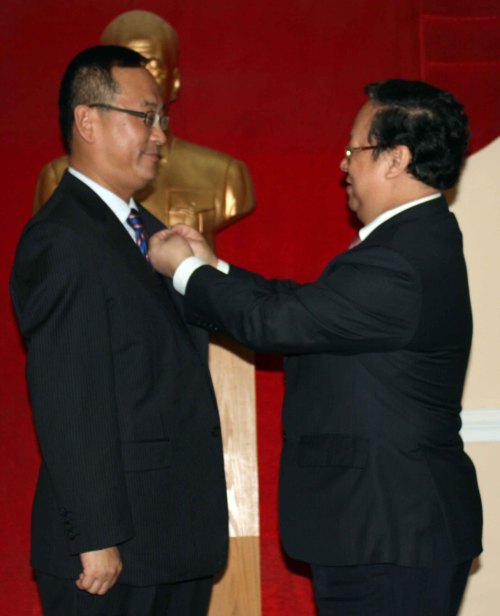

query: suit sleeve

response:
[10,222,135,555]
[185,246,422,354]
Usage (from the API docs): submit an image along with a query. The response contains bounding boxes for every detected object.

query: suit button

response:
[282,431,287,441]
[212,426,221,437]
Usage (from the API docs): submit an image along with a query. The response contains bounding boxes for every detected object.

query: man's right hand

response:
[76,546,122,595]
[149,225,218,277]
[170,224,218,266]
[149,230,195,277]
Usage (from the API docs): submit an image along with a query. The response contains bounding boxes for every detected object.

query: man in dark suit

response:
[149,80,483,615]
[10,46,227,616]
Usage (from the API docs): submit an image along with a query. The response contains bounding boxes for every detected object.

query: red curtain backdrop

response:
[420,0,500,153]
[0,1,498,614]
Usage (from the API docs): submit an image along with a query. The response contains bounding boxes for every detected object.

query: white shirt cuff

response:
[173,257,229,295]
[217,259,230,274]
[173,256,206,294]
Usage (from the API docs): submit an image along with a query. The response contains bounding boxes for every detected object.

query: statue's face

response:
[126,38,168,98]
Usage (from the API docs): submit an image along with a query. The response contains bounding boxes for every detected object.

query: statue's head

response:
[100,10,180,103]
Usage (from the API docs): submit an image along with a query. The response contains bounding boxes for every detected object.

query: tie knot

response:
[127,208,144,230]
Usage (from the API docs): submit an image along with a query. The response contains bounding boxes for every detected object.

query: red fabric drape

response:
[0,2,497,614]
[420,0,500,153]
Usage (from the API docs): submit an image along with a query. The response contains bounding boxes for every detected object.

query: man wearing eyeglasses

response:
[10,46,228,616]
[148,79,483,615]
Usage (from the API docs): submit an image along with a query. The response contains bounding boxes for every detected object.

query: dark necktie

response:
[127,208,150,261]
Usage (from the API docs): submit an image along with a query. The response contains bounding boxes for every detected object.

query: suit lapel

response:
[137,204,189,319]
[59,173,210,362]
[59,172,174,315]
[137,202,210,361]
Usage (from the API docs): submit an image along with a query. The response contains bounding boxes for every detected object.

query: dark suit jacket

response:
[183,196,482,568]
[10,171,228,585]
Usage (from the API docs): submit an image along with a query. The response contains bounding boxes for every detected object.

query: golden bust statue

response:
[32,10,256,244]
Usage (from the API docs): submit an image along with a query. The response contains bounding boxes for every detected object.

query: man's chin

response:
[347,198,357,213]
[140,165,159,183]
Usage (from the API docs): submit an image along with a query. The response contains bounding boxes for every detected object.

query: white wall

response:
[451,137,500,615]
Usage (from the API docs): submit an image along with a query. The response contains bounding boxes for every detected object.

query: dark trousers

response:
[36,571,213,616]
[311,519,472,616]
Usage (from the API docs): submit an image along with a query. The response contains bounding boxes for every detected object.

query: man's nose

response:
[151,124,167,145]
[340,156,349,173]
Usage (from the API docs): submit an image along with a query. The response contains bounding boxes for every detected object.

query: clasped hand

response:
[149,224,217,277]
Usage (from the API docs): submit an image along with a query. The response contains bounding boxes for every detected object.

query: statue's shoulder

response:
[170,136,237,168]
[41,154,69,180]
[33,155,70,213]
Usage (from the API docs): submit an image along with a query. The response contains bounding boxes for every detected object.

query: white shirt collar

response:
[68,167,137,226]
[358,193,441,242]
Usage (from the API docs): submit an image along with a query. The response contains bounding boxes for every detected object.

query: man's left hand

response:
[76,546,122,595]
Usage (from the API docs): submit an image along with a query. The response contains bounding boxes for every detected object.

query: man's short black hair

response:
[59,45,147,153]
[365,79,469,190]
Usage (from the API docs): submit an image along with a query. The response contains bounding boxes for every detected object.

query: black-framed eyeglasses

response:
[89,103,169,131]
[344,145,376,161]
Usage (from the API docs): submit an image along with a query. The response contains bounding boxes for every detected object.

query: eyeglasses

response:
[344,145,376,161]
[89,103,169,131]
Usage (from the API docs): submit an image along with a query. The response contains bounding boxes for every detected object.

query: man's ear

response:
[385,145,412,178]
[73,104,97,144]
